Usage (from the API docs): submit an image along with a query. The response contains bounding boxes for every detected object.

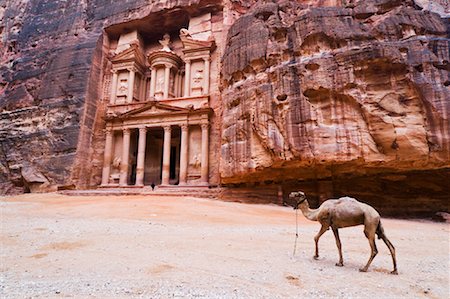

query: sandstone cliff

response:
[220,0,449,214]
[0,0,448,216]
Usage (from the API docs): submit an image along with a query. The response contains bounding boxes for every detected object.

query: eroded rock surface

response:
[0,0,223,193]
[221,0,449,179]
[0,0,448,216]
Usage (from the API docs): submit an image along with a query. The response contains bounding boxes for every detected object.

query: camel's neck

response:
[299,202,320,222]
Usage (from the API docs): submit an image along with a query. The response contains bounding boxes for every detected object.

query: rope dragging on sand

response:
[293,208,299,256]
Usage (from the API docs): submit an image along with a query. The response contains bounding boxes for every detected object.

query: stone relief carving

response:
[156,76,164,92]
[192,154,201,168]
[117,79,128,95]
[159,33,172,52]
[193,69,204,87]
[109,157,121,182]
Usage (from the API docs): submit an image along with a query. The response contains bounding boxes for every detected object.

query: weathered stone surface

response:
[0,0,448,216]
[220,0,449,214]
[0,0,223,194]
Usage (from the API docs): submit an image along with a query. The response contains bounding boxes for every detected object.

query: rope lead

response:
[293,208,299,256]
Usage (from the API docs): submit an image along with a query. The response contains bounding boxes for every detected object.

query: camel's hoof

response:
[313,256,319,260]
[359,268,368,272]
[390,270,398,275]
[335,262,343,267]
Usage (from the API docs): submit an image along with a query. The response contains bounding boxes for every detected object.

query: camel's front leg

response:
[314,225,329,260]
[332,228,344,267]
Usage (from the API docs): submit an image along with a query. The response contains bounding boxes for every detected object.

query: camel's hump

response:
[338,196,359,202]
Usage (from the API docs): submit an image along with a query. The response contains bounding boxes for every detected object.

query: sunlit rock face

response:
[220,0,449,214]
[0,0,448,216]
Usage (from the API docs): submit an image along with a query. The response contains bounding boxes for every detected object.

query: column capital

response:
[139,127,147,133]
[111,69,118,74]
[164,63,173,69]
[180,123,188,131]
[105,128,113,135]
[184,59,191,65]
[163,125,172,133]
[127,67,137,73]
[203,57,211,62]
[123,128,131,135]
[201,123,209,130]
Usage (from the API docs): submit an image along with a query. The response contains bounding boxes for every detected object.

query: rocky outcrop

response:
[220,0,449,215]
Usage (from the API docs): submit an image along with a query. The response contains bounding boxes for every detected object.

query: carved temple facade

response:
[100,20,218,188]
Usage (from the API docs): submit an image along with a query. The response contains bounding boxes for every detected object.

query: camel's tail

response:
[376,220,385,240]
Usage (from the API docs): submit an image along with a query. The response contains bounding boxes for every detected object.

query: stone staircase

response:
[59,186,223,199]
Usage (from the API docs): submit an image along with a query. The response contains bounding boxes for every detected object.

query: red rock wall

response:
[0,0,448,216]
[219,0,449,215]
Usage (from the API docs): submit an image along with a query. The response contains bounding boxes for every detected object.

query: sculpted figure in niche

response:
[169,73,175,94]
[192,154,201,168]
[193,69,204,87]
[109,157,121,183]
[118,79,128,94]
[157,76,164,92]
[159,33,172,52]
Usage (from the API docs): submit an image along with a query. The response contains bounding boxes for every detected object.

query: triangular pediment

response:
[112,44,146,67]
[119,101,191,119]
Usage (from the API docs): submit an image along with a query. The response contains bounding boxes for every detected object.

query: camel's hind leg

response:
[360,228,378,272]
[377,222,398,275]
[332,228,344,267]
[314,225,329,260]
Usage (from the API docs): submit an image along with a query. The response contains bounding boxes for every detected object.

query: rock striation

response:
[220,0,449,214]
[0,0,448,216]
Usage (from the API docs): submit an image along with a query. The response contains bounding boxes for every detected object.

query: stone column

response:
[164,65,171,99]
[200,123,209,185]
[203,58,210,95]
[110,70,118,104]
[161,126,172,185]
[174,72,180,97]
[135,127,147,186]
[179,124,189,185]
[101,129,114,185]
[179,71,184,98]
[139,76,145,101]
[119,128,131,186]
[149,67,157,97]
[127,68,136,103]
[184,60,191,97]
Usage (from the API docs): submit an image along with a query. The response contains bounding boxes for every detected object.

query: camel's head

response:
[289,191,307,210]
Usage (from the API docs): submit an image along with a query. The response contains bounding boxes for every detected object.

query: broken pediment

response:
[179,28,216,51]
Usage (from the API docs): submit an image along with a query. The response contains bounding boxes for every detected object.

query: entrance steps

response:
[59,186,223,199]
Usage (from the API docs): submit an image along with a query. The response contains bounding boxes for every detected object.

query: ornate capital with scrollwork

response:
[163,125,172,133]
[201,123,209,130]
[180,124,188,131]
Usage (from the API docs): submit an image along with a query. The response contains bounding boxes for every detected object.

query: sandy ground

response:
[0,193,449,298]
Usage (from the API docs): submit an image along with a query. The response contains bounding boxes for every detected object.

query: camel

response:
[289,191,398,274]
